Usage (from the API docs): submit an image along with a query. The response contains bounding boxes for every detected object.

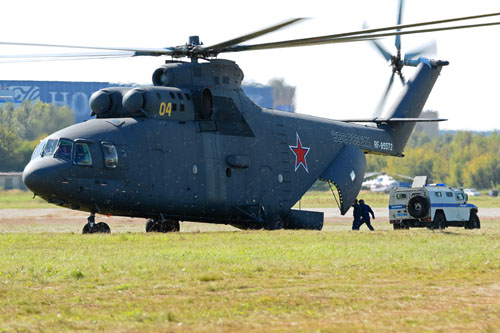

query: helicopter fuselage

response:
[23,58,444,230]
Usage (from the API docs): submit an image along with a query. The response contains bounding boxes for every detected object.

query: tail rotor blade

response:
[374,72,395,117]
[363,22,392,61]
[395,0,405,51]
[404,40,437,61]
[398,72,406,86]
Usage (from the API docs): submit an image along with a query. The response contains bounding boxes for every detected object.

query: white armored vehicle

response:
[388,177,479,230]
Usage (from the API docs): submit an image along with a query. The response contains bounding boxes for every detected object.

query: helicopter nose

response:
[23,159,63,196]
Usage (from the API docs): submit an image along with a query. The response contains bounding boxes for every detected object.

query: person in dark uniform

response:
[358,199,375,231]
[352,199,361,230]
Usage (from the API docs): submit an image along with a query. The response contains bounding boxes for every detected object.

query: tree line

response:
[367,131,500,189]
[0,101,74,171]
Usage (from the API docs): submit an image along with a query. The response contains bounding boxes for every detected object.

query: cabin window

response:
[177,93,183,100]
[180,104,185,112]
[169,92,176,99]
[74,143,92,166]
[172,104,177,112]
[456,193,464,200]
[396,193,406,200]
[434,192,442,197]
[42,139,58,157]
[31,140,46,160]
[101,142,118,169]
[446,192,453,197]
[184,93,191,100]
[54,139,73,161]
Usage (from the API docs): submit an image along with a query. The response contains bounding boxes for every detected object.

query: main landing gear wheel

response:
[82,212,111,234]
[145,219,180,233]
[264,216,284,230]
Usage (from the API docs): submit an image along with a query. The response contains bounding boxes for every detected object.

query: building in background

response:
[0,80,295,124]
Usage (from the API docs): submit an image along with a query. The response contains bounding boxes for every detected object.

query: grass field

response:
[2,189,498,210]
[1,190,500,331]
[0,225,499,331]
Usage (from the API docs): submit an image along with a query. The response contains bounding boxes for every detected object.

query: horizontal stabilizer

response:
[340,117,447,124]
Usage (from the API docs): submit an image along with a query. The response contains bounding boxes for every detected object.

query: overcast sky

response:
[1,0,500,130]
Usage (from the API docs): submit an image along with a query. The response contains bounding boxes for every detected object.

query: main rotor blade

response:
[404,40,437,61]
[0,41,176,56]
[222,20,500,53]
[0,51,134,59]
[395,0,405,51]
[204,18,305,52]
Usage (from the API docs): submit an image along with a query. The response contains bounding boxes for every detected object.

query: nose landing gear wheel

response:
[82,222,111,234]
[82,212,111,234]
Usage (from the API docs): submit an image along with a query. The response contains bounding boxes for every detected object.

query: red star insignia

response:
[289,133,310,172]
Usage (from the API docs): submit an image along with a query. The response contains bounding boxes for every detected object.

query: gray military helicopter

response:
[12,12,500,233]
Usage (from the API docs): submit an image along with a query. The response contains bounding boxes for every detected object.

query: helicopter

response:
[11,11,500,233]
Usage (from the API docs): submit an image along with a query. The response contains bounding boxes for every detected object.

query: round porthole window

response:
[278,174,283,183]
[192,164,198,175]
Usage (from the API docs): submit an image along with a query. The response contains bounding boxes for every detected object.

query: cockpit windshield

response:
[31,140,46,161]
[30,138,96,167]
[42,139,58,157]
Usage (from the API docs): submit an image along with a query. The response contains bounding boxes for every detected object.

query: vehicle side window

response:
[42,139,58,157]
[396,193,406,200]
[446,192,453,197]
[434,192,442,197]
[101,142,118,169]
[54,139,73,161]
[456,193,464,200]
[74,143,92,166]
[411,193,421,197]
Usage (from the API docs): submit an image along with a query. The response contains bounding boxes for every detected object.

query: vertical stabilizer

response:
[384,59,448,153]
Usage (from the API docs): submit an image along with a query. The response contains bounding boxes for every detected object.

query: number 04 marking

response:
[159,102,172,116]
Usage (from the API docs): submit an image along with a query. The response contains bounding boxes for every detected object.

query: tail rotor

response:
[366,0,437,116]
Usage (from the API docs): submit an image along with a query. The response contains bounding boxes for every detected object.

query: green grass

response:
[0,190,52,209]
[2,189,499,210]
[0,226,500,331]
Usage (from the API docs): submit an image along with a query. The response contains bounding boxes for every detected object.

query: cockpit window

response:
[31,140,46,161]
[74,143,92,166]
[54,139,73,161]
[42,139,58,157]
[101,142,118,169]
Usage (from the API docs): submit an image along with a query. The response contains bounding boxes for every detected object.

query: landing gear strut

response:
[82,212,111,234]
[145,219,180,233]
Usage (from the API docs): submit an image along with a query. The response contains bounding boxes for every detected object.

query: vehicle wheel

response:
[264,216,283,230]
[96,222,111,233]
[434,212,446,230]
[393,223,401,230]
[407,196,429,219]
[146,219,161,232]
[82,224,92,234]
[161,220,180,232]
[469,213,480,229]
